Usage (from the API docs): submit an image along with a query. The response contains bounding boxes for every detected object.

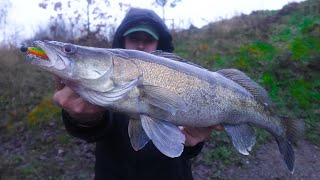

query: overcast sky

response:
[2,0,305,45]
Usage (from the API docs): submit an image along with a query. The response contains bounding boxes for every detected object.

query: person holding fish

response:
[52,8,222,180]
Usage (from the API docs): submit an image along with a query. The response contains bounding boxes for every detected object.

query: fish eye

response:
[63,44,76,54]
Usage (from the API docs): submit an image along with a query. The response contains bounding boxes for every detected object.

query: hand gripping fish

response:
[22,41,303,173]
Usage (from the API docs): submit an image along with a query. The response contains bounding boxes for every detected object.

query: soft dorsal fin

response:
[151,50,204,68]
[217,69,272,107]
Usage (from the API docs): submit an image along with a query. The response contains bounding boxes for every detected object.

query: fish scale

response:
[23,40,304,173]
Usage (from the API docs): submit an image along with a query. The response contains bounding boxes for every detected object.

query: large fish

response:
[23,41,303,173]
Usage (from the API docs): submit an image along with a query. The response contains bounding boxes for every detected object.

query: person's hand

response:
[180,125,223,147]
[52,76,106,123]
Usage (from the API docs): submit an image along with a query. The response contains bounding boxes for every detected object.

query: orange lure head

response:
[20,46,49,59]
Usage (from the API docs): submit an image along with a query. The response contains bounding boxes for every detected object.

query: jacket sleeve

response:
[182,142,204,159]
[62,109,204,158]
[62,109,114,143]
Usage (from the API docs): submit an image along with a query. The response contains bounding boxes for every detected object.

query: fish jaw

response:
[26,41,117,92]
[26,41,71,78]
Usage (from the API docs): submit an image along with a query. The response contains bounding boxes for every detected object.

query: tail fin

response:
[276,138,295,173]
[276,117,304,173]
[281,116,304,145]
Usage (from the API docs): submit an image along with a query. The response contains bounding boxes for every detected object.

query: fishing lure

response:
[20,46,48,59]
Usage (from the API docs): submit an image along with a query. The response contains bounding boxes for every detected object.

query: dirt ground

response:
[1,119,319,179]
[192,139,320,180]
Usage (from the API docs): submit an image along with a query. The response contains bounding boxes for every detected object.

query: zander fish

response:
[22,41,303,173]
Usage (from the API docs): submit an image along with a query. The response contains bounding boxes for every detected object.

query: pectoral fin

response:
[140,85,188,115]
[224,124,256,155]
[74,78,139,106]
[80,61,114,92]
[140,115,185,158]
[128,119,150,151]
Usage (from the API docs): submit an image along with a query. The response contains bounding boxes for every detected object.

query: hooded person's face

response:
[124,31,158,53]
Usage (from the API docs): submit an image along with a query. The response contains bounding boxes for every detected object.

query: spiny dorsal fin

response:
[217,69,272,107]
[151,50,204,68]
[151,50,187,62]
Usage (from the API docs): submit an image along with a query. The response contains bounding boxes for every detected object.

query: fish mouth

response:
[26,41,53,67]
[27,41,67,71]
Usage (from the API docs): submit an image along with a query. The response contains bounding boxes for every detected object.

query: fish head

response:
[27,40,113,81]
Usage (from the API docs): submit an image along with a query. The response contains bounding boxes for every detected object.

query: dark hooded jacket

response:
[63,8,203,180]
[112,8,174,52]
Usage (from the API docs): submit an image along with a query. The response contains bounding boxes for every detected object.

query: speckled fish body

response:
[25,41,303,173]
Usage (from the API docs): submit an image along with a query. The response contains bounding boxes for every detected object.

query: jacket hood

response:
[112,8,174,53]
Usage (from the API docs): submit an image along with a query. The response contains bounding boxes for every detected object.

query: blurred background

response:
[0,0,319,179]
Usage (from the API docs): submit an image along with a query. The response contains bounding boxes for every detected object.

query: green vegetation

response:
[175,1,320,147]
[26,96,60,126]
[0,0,319,179]
[174,0,320,170]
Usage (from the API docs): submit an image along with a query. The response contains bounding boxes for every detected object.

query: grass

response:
[0,49,55,129]
[0,41,102,180]
[26,96,61,126]
[174,0,320,169]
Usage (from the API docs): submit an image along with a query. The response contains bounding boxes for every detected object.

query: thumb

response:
[55,76,65,91]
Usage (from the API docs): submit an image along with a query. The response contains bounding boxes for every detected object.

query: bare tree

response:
[0,0,12,45]
[154,0,181,20]
[38,0,113,39]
